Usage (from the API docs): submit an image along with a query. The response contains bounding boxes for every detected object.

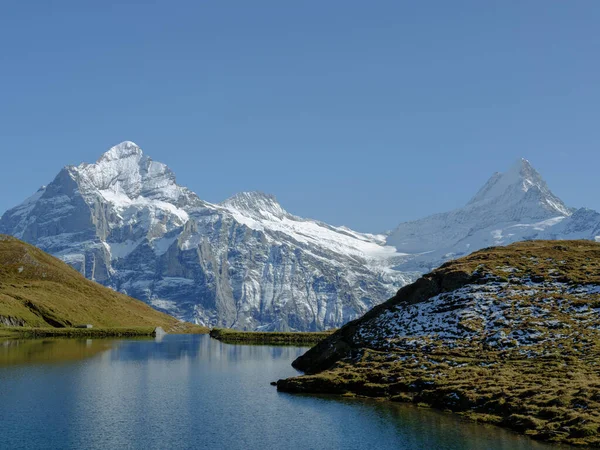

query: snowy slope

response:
[219,191,404,272]
[0,141,415,330]
[386,158,600,271]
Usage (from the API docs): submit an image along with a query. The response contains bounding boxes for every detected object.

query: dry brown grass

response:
[0,235,207,333]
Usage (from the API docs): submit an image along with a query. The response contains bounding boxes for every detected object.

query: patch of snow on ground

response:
[357,279,600,353]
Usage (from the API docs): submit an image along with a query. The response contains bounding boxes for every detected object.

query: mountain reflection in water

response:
[0,335,563,450]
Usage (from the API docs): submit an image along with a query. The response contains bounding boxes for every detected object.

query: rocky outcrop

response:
[290,256,473,374]
[0,316,25,327]
[278,240,600,447]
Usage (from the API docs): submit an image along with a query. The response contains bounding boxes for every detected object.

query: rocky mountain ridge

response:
[0,142,413,330]
[3,141,600,331]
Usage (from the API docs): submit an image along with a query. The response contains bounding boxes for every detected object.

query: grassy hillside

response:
[278,240,600,447]
[0,235,206,333]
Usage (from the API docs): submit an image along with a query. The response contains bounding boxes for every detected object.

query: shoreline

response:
[276,385,574,449]
[277,349,597,448]
[1,327,160,339]
[209,328,333,345]
[0,324,209,339]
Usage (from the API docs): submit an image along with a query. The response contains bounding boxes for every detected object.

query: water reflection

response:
[108,334,310,363]
[0,338,113,366]
[0,335,563,450]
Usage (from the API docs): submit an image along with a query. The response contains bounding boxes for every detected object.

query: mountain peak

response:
[513,157,532,168]
[71,141,193,206]
[386,158,574,255]
[506,157,540,183]
[467,158,569,216]
[98,141,143,162]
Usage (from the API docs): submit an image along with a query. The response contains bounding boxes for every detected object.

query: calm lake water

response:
[0,335,558,450]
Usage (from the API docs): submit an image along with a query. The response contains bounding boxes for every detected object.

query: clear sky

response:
[1,1,599,232]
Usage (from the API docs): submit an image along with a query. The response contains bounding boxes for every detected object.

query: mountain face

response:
[3,143,599,331]
[278,241,600,447]
[387,158,600,271]
[0,142,414,331]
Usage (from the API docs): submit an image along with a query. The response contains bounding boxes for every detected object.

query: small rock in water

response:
[270,381,277,386]
[153,327,166,337]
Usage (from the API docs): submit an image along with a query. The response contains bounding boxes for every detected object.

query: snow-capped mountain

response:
[0,141,414,330]
[3,143,599,330]
[387,158,600,271]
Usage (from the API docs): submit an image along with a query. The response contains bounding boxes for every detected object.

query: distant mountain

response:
[3,143,599,331]
[279,240,600,447]
[0,235,188,330]
[0,142,413,331]
[387,158,600,271]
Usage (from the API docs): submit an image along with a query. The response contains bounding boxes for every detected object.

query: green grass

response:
[0,235,208,334]
[437,239,600,286]
[210,327,334,345]
[281,348,600,446]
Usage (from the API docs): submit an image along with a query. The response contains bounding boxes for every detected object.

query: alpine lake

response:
[0,334,566,450]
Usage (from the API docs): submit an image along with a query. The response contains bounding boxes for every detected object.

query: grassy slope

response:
[278,240,600,447]
[0,235,207,333]
[210,328,334,345]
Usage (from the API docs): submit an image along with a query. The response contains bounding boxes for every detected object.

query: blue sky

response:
[1,1,599,232]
